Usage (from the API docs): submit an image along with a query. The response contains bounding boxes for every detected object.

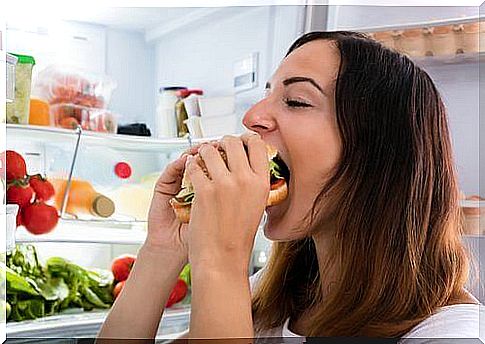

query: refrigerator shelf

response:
[7,124,219,153]
[16,220,147,245]
[337,14,481,33]
[413,52,485,68]
[6,306,190,340]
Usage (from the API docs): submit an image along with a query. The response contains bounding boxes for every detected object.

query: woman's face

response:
[242,40,342,241]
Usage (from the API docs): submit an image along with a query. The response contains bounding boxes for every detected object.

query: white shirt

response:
[249,270,484,343]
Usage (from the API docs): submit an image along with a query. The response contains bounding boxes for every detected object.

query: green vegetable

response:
[6,245,115,322]
[179,264,191,286]
[270,160,284,180]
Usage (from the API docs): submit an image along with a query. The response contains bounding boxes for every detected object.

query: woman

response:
[98,31,482,341]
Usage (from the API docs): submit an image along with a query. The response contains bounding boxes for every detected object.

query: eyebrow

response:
[265,77,325,95]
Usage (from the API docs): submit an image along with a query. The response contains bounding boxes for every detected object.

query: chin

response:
[263,204,307,242]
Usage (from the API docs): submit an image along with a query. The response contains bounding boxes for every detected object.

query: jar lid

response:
[403,28,422,38]
[160,86,187,93]
[433,25,451,34]
[114,162,132,179]
[92,195,115,218]
[9,53,35,65]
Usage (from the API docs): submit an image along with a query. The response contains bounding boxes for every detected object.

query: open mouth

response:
[270,154,290,190]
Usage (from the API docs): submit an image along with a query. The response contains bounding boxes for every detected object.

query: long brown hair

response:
[252,31,471,337]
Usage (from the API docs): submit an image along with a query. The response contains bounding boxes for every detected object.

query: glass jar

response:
[156,86,187,138]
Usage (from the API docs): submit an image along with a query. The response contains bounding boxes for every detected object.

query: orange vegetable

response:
[29,98,50,126]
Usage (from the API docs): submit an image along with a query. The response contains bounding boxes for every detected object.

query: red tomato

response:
[59,117,79,129]
[29,175,55,201]
[113,280,126,299]
[5,151,27,181]
[7,183,34,208]
[166,279,188,308]
[16,211,23,227]
[111,255,136,282]
[22,202,59,235]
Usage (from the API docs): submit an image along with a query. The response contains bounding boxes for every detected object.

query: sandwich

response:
[170,145,289,223]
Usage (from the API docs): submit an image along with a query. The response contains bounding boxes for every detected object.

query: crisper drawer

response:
[6,306,190,343]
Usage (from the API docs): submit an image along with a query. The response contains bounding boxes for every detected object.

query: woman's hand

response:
[186,133,270,274]
[186,133,268,339]
[144,145,201,258]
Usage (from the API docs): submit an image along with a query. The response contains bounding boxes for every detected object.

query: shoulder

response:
[402,304,484,342]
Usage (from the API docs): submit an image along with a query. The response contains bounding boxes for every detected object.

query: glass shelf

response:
[6,306,190,339]
[7,124,220,153]
[15,220,147,245]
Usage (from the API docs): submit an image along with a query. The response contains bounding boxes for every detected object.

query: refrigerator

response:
[3,3,484,341]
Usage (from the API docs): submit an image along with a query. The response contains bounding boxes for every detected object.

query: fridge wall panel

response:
[106,28,156,129]
[424,63,480,195]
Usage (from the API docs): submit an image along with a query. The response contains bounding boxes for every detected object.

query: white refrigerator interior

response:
[4,4,484,340]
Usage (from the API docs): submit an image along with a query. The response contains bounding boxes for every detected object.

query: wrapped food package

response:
[33,65,116,109]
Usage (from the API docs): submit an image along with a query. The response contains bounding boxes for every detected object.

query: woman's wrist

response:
[139,242,188,272]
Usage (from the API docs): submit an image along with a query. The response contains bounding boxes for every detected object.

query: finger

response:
[154,154,189,196]
[240,133,269,177]
[186,155,211,191]
[181,141,219,157]
[219,135,251,173]
[198,144,229,180]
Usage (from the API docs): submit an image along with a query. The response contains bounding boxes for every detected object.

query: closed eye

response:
[285,99,312,108]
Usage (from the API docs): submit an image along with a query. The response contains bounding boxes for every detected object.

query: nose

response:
[242,98,277,135]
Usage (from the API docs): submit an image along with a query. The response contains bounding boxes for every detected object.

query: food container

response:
[422,27,434,56]
[29,98,51,126]
[33,65,116,109]
[400,28,426,57]
[198,96,235,118]
[6,53,18,103]
[184,116,203,138]
[199,114,238,137]
[50,103,117,133]
[461,196,485,236]
[157,86,187,138]
[6,53,35,124]
[462,22,480,54]
[6,204,19,253]
[430,25,455,56]
[374,31,396,50]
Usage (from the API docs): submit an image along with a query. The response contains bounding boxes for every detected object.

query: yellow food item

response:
[29,98,50,126]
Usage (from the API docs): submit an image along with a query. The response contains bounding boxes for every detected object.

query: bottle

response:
[51,178,115,218]
[156,87,187,138]
[175,89,203,137]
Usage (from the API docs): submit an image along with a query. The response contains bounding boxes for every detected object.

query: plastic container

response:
[430,25,455,56]
[50,103,117,133]
[6,204,19,253]
[374,31,396,49]
[6,53,18,103]
[400,28,426,57]
[157,87,187,138]
[199,114,238,137]
[461,196,485,236]
[33,65,116,108]
[463,22,479,54]
[198,95,235,118]
[6,53,35,124]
